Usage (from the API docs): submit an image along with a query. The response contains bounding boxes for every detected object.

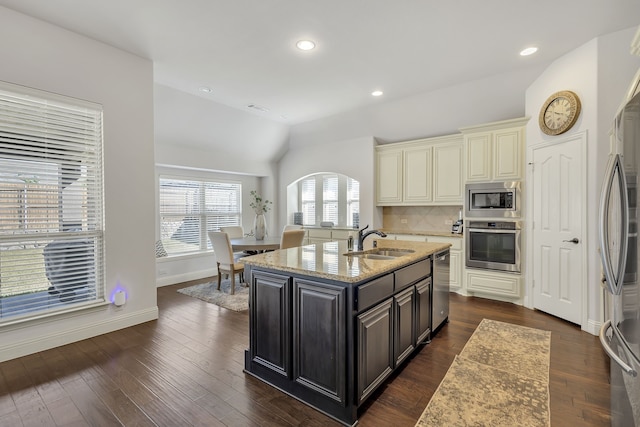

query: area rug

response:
[415,319,551,427]
[177,279,249,312]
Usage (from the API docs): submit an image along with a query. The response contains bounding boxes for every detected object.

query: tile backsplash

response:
[383,206,462,233]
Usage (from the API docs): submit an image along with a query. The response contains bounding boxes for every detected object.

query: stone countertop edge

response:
[239,239,451,284]
[381,228,463,238]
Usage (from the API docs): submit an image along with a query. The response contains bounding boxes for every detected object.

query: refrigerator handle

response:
[598,154,629,295]
[600,320,638,377]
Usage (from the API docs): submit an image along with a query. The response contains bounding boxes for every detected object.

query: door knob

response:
[563,237,579,244]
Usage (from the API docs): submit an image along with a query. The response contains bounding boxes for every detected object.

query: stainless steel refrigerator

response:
[600,67,640,427]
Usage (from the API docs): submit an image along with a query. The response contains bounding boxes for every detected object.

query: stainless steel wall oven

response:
[466,221,521,273]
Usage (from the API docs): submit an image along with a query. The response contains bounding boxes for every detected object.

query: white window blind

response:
[159,177,241,255]
[323,175,338,224]
[301,178,315,226]
[0,81,104,322]
[296,173,360,228]
[347,178,360,227]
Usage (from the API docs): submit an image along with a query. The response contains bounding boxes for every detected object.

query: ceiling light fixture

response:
[248,104,270,112]
[520,47,538,56]
[296,40,316,51]
[371,90,383,97]
[199,86,213,93]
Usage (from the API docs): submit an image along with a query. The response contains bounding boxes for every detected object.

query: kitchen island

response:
[240,239,450,426]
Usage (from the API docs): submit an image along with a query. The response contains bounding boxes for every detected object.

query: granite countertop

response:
[381,228,464,238]
[239,239,450,283]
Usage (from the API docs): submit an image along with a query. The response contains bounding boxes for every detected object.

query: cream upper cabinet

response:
[375,134,463,206]
[403,145,432,203]
[460,117,529,183]
[433,142,464,202]
[376,148,403,204]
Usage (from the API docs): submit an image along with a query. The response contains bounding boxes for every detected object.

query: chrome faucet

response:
[357,225,387,251]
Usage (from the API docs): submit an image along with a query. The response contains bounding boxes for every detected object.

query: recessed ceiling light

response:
[247,104,270,112]
[199,86,213,93]
[296,40,316,51]
[371,90,383,97]
[520,47,538,56]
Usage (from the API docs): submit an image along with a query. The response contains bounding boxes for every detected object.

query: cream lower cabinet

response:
[460,117,529,182]
[375,134,463,206]
[305,228,356,245]
[424,236,463,293]
[466,269,521,299]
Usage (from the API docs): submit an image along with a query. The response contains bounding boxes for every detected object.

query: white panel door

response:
[532,135,584,324]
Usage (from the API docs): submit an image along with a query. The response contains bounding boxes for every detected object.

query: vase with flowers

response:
[250,190,272,240]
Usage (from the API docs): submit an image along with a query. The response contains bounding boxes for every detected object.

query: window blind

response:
[159,177,241,255]
[301,178,315,226]
[0,81,104,322]
[347,178,360,227]
[323,175,338,224]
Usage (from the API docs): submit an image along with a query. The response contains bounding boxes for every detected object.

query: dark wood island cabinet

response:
[241,240,450,426]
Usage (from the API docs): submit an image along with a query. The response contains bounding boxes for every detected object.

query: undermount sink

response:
[356,254,397,260]
[344,248,415,260]
[370,249,415,257]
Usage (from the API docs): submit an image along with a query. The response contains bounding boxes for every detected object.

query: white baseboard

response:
[584,318,601,336]
[156,268,217,287]
[0,307,159,363]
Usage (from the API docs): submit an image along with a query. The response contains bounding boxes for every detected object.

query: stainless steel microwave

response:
[465,181,521,218]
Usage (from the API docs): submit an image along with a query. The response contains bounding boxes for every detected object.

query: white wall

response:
[278,136,380,231]
[524,26,640,334]
[0,6,157,361]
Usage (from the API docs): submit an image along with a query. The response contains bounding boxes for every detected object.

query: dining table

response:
[230,236,281,252]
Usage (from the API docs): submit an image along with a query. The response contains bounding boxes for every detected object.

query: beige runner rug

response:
[415,319,551,427]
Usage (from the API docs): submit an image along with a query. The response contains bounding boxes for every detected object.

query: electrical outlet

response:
[445,219,453,225]
[400,219,408,224]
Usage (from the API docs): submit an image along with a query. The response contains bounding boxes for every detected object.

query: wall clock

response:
[538,90,581,136]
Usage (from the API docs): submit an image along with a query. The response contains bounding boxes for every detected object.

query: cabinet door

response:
[376,149,403,204]
[293,279,346,404]
[493,127,522,180]
[403,145,432,203]
[357,298,393,404]
[465,132,492,182]
[449,249,462,291]
[433,142,463,203]
[250,271,291,378]
[393,286,415,367]
[415,278,431,344]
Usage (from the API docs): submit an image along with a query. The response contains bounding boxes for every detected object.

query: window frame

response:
[297,173,359,228]
[0,81,105,324]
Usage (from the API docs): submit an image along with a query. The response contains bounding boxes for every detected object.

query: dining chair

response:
[208,231,244,295]
[220,225,244,238]
[283,224,303,232]
[280,229,306,249]
[221,225,249,258]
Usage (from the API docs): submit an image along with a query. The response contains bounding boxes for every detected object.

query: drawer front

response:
[356,274,394,312]
[395,259,431,290]
[308,229,332,239]
[332,229,354,240]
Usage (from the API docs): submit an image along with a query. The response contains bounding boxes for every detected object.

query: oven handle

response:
[468,228,518,234]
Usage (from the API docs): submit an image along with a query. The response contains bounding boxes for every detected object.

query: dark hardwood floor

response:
[0,278,611,426]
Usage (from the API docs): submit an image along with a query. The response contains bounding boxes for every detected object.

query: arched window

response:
[288,173,359,228]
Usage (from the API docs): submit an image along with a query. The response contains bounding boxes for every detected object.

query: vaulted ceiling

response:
[1,0,639,128]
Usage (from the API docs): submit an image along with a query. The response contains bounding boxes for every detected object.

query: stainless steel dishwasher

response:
[432,249,450,334]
